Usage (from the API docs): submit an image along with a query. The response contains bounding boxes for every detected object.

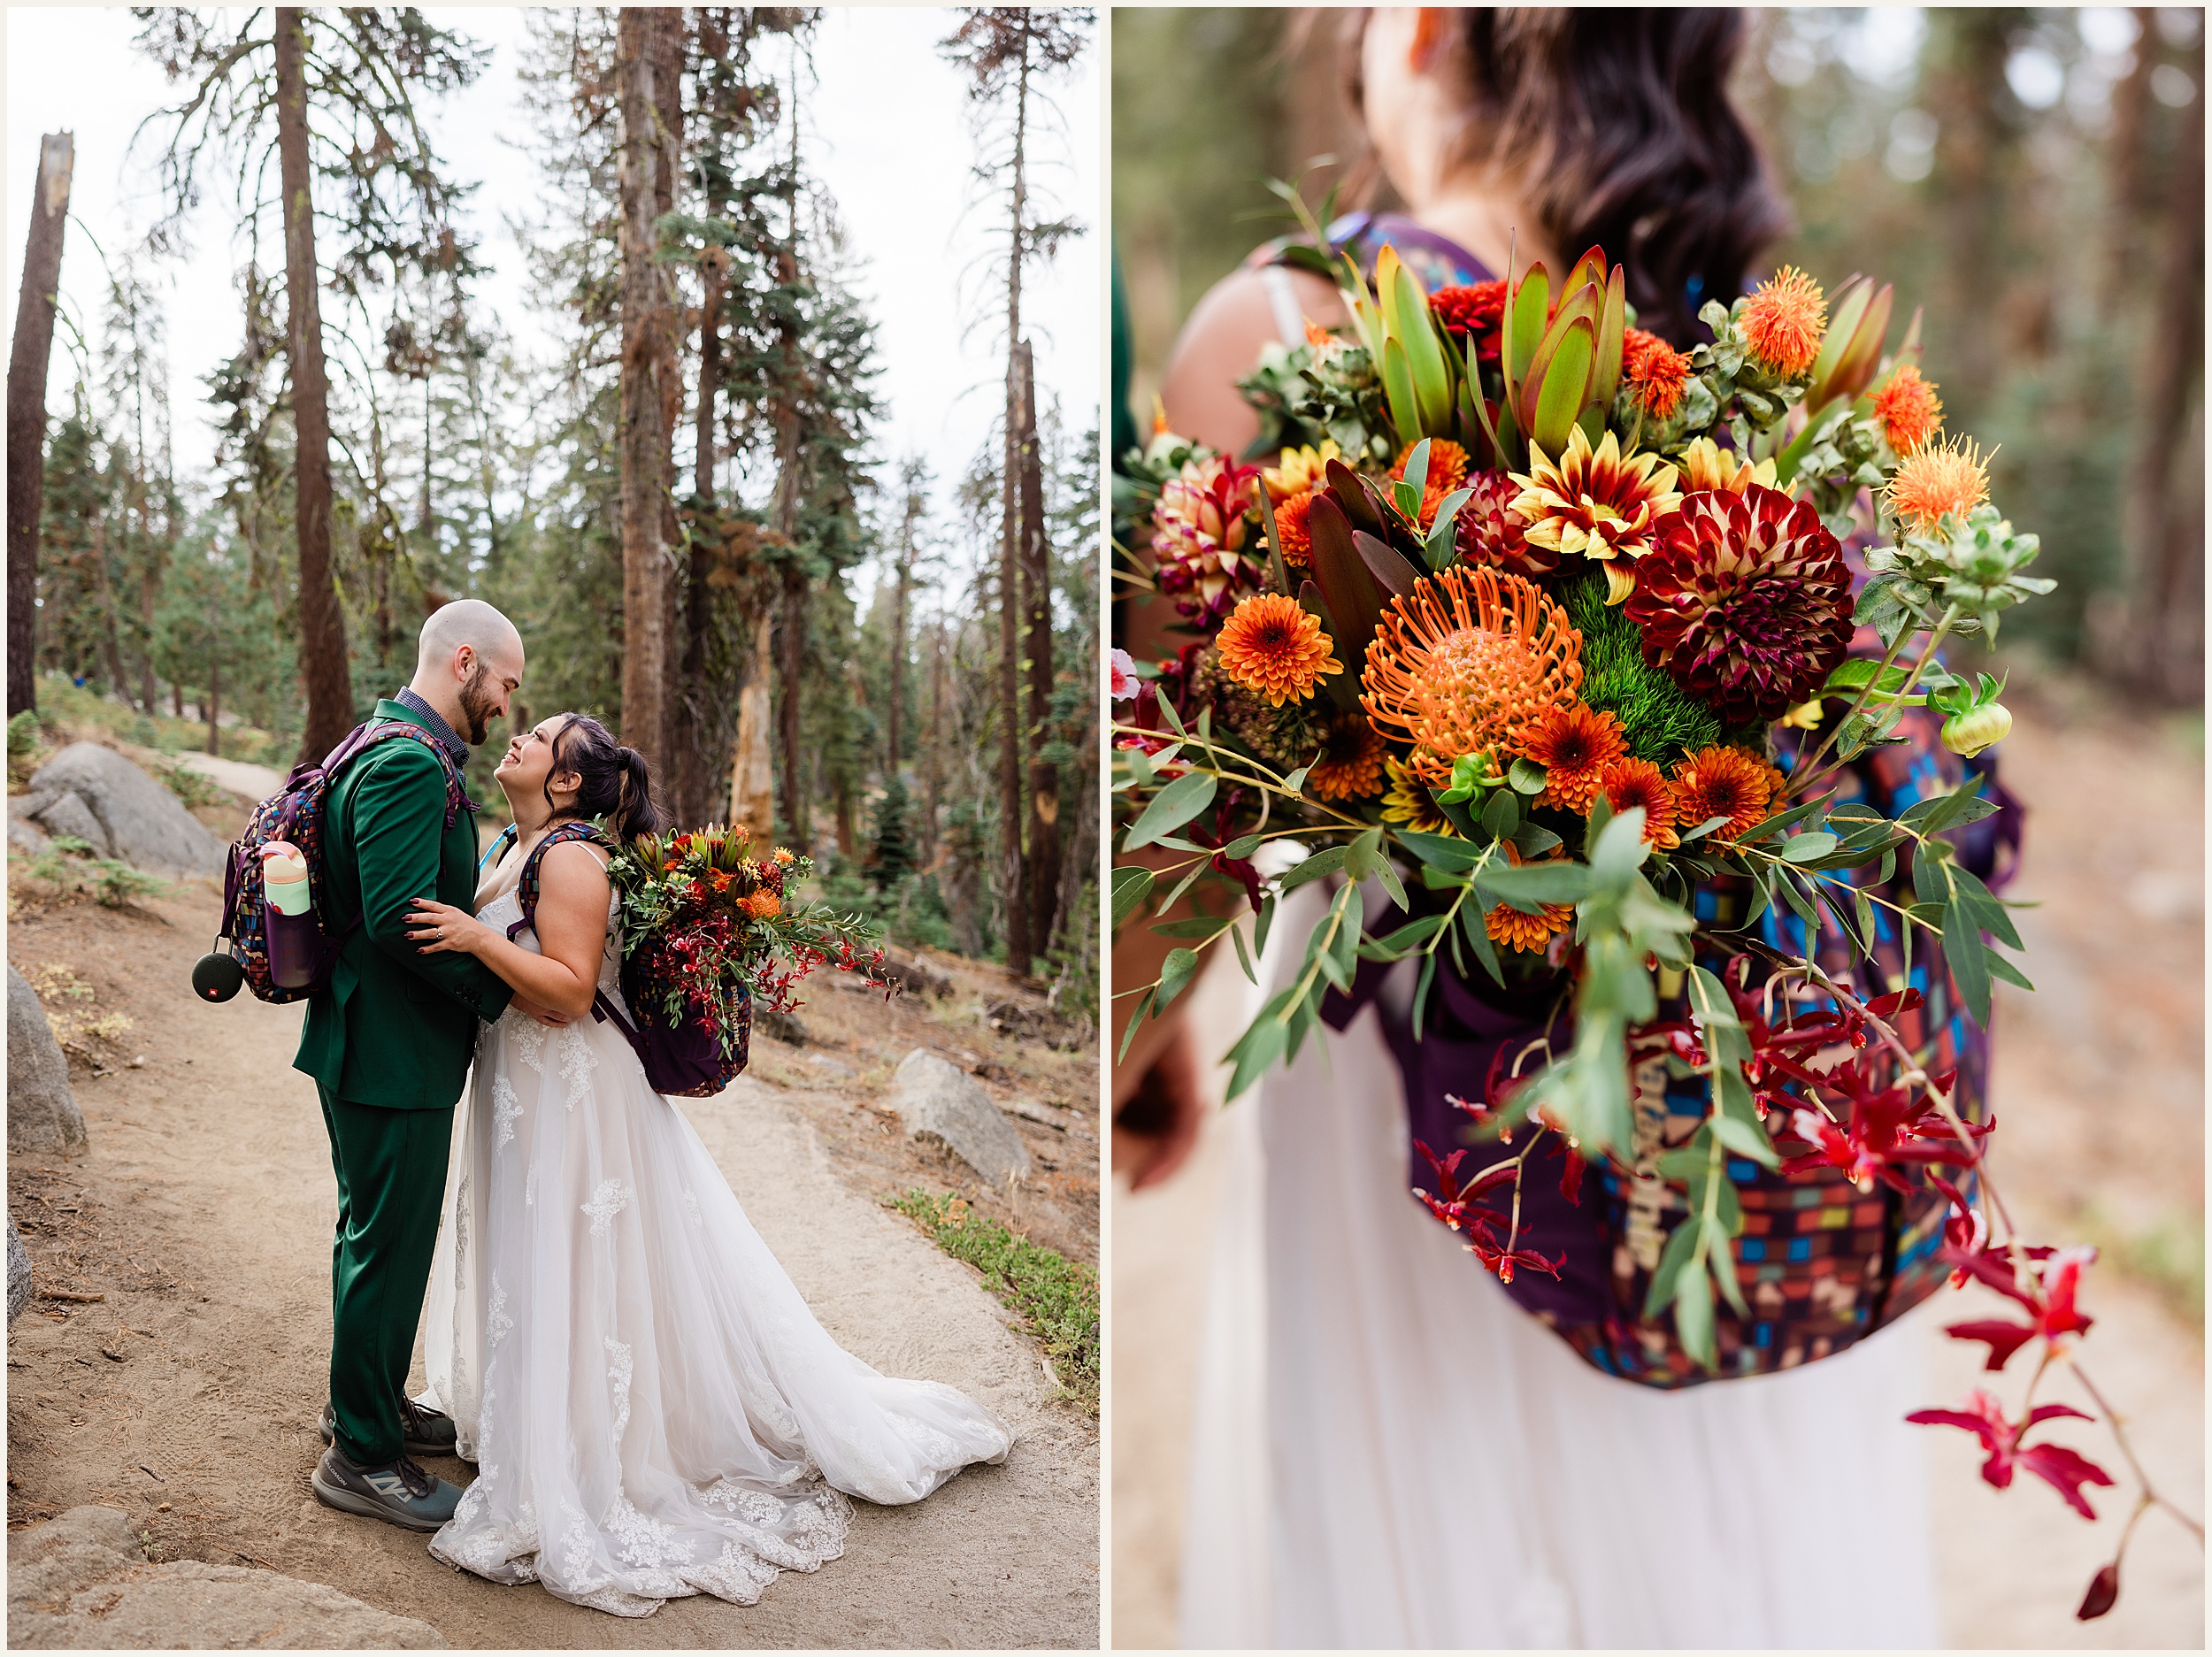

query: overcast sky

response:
[4,5,1101,602]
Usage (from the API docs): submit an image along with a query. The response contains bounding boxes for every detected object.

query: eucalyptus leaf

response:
[1110,864,1154,929]
[1123,771,1218,851]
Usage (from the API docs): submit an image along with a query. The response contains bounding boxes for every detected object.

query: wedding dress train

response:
[421,853,1011,1616]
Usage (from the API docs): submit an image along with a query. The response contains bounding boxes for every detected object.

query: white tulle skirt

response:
[421,970,1010,1617]
[1179,879,1941,1649]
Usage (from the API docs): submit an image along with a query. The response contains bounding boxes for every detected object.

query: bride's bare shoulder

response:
[1159,261,1348,456]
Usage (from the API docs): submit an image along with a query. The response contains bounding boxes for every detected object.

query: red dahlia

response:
[1453,469,1559,579]
[1624,484,1855,724]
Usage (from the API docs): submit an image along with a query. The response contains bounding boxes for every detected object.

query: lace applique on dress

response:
[524,1163,538,1209]
[491,1075,521,1148]
[603,1493,687,1569]
[510,1014,548,1073]
[558,1027,597,1108]
[605,1335,633,1454]
[682,1189,703,1229]
[487,1277,514,1349]
[583,1179,631,1238]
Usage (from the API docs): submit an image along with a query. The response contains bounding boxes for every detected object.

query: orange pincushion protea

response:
[1509,427,1682,602]
[1520,702,1626,814]
[1886,435,1990,535]
[1307,716,1388,802]
[1669,745,1778,840]
[1872,364,1943,454]
[1362,565,1584,786]
[1215,593,1342,708]
[1596,756,1680,849]
[742,888,783,920]
[1741,266,1828,378]
[1622,327,1693,420]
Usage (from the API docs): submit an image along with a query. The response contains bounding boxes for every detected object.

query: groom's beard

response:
[457,664,499,747]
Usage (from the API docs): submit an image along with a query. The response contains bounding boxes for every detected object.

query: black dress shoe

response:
[319,1398,460,1458]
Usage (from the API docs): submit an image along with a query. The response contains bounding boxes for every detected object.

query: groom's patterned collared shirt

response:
[394,687,470,765]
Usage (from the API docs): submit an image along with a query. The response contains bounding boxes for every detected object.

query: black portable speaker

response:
[192,947,243,1003]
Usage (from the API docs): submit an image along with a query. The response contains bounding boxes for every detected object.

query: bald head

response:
[409,600,525,746]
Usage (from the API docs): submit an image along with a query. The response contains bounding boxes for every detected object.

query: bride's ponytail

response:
[544,715,666,840]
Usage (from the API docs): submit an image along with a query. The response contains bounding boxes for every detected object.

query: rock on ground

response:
[890,1048,1032,1185]
[8,1506,448,1650]
[7,1216,30,1324]
[25,744,227,877]
[8,964,87,1155]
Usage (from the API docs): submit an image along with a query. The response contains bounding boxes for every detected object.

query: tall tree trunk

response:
[1017,344,1061,956]
[7,133,72,720]
[887,489,916,779]
[768,83,808,848]
[729,610,776,842]
[673,146,729,827]
[2139,33,2205,702]
[91,513,130,699]
[778,561,808,848]
[276,12,353,758]
[921,615,943,868]
[616,8,672,768]
[997,18,1034,976]
[651,10,686,778]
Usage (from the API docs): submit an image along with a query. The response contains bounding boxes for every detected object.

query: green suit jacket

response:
[294,699,515,1109]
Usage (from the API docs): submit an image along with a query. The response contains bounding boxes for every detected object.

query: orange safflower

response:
[1274,487,1317,568]
[772,848,795,864]
[742,889,782,920]
[1363,565,1583,786]
[1669,745,1777,840]
[1871,364,1943,454]
[1622,327,1693,420]
[1741,266,1828,378]
[1885,435,1990,535]
[1306,717,1387,802]
[1596,756,1680,849]
[1520,702,1627,814]
[1216,593,1342,708]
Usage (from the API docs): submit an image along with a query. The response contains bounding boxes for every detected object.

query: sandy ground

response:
[7,872,1099,1647]
[1109,688,2205,1649]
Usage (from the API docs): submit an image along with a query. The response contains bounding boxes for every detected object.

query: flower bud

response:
[1939,701,2012,756]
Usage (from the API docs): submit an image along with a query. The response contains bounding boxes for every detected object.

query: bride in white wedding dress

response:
[404,713,1010,1617]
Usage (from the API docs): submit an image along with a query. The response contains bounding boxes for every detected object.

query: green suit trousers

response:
[319,1086,453,1466]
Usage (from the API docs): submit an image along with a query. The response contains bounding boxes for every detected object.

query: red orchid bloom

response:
[1777,1057,1990,1195]
[1906,1389,2115,1518]
[1410,1139,1563,1284]
[1941,1242,2095,1369]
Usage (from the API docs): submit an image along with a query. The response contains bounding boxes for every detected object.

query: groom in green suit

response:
[296,600,530,1531]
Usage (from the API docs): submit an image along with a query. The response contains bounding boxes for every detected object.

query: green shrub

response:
[889,1191,1099,1415]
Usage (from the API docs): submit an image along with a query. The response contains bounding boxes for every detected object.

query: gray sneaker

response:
[319,1399,460,1458]
[311,1446,463,1532]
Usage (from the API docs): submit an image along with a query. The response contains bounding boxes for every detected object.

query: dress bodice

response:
[473,834,622,999]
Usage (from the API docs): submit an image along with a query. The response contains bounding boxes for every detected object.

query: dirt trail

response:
[7,878,1097,1648]
[1110,688,2203,1648]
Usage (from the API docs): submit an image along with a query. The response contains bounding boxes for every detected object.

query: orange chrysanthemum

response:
[1274,487,1317,567]
[1216,593,1342,708]
[1393,437,1471,496]
[1871,364,1943,454]
[1622,327,1693,420]
[1885,434,1990,535]
[1306,717,1387,802]
[1361,565,1584,786]
[1519,702,1627,814]
[1669,745,1777,840]
[1485,845,1574,953]
[1741,266,1828,378]
[742,888,783,919]
[1596,756,1680,849]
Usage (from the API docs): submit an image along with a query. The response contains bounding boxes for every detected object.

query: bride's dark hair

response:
[548,714,664,840]
[1338,8,1789,345]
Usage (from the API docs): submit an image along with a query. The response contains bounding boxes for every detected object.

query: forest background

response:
[6,4,1102,1003]
[1114,4,2204,707]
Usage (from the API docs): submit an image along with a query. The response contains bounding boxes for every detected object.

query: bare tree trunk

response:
[730,611,776,842]
[1017,344,1061,955]
[2141,34,2205,702]
[767,83,808,848]
[8,134,72,720]
[997,18,1034,976]
[616,8,672,767]
[651,10,686,778]
[778,561,808,848]
[673,173,728,826]
[922,614,943,867]
[276,12,353,758]
[887,483,918,779]
[91,513,131,699]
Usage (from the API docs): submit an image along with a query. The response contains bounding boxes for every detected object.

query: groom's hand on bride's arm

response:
[510,993,571,1028]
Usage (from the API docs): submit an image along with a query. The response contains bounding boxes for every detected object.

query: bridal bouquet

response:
[607,825,892,1042]
[1112,212,2194,1612]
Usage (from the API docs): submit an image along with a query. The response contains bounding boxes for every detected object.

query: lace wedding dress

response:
[420,848,1011,1616]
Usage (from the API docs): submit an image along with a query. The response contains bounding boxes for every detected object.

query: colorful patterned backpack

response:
[503,819,751,1099]
[209,721,472,1004]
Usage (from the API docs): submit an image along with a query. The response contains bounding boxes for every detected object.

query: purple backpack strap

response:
[504,821,615,941]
